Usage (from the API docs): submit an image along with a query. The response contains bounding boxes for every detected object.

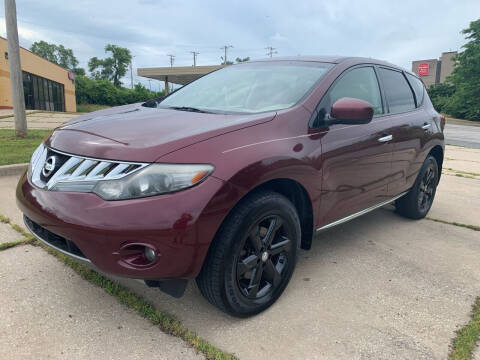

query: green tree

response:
[72,67,86,76]
[427,83,456,113]
[88,44,132,87]
[30,41,82,73]
[75,76,163,106]
[30,40,57,63]
[224,57,250,65]
[442,19,480,120]
[235,57,250,63]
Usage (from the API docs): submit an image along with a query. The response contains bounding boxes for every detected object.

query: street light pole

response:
[5,0,27,137]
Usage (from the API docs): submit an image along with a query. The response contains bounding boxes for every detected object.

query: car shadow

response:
[113,205,409,326]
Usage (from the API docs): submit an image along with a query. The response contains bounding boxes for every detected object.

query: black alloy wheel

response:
[196,191,300,317]
[236,215,292,300]
[417,162,437,213]
[396,155,439,219]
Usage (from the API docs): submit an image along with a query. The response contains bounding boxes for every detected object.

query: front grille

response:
[30,144,148,190]
[24,216,88,260]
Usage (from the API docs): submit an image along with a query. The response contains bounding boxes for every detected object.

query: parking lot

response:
[1,143,479,359]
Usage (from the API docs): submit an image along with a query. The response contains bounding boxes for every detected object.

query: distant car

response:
[17,57,445,317]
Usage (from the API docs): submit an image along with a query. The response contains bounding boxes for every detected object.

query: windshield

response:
[158,61,333,114]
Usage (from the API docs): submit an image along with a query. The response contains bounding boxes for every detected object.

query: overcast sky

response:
[1,0,479,90]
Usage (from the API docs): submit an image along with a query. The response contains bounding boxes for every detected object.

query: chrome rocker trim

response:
[316,191,408,232]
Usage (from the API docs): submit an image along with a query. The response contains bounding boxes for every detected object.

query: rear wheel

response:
[396,155,439,219]
[196,191,300,317]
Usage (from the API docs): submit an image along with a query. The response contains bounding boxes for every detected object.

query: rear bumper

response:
[16,171,228,280]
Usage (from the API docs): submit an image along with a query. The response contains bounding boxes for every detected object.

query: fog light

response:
[144,247,156,262]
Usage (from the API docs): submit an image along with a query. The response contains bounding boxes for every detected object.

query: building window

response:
[22,71,65,112]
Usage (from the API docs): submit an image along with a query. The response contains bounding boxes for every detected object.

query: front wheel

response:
[196,191,300,317]
[396,155,439,219]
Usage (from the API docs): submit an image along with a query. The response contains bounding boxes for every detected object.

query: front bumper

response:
[16,171,228,280]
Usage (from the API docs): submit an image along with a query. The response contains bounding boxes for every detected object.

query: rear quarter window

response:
[406,73,425,107]
[378,68,416,114]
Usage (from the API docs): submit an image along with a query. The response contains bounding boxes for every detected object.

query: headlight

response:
[92,163,214,200]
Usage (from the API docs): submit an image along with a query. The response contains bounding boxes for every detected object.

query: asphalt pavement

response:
[444,123,480,148]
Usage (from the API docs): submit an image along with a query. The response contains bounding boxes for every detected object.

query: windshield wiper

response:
[168,106,210,113]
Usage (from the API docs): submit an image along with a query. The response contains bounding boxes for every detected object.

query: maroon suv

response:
[17,57,445,317]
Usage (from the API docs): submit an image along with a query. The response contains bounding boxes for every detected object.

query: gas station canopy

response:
[137,65,224,94]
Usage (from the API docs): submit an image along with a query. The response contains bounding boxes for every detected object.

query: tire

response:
[396,155,439,220]
[196,191,301,317]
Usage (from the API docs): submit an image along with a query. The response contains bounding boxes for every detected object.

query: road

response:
[444,123,480,148]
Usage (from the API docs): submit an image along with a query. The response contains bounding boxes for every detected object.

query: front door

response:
[311,65,395,227]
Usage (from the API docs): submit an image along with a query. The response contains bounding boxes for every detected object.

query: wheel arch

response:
[252,178,314,250]
[428,145,444,181]
[211,177,315,251]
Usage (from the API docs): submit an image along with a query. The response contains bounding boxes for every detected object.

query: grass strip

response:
[449,297,480,360]
[426,217,480,232]
[0,215,36,251]
[0,239,32,251]
[0,129,51,166]
[0,214,237,360]
[445,168,480,177]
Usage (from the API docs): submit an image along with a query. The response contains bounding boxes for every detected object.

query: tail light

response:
[440,115,446,131]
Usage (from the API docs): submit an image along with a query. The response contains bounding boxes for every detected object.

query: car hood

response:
[46,103,276,162]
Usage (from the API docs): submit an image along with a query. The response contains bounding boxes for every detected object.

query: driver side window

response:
[311,66,383,128]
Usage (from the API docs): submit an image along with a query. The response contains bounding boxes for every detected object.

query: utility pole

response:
[5,0,27,137]
[148,79,152,91]
[167,54,175,67]
[190,51,199,67]
[129,61,134,89]
[220,45,233,64]
[265,46,277,58]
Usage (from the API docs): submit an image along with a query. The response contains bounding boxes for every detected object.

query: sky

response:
[1,0,479,90]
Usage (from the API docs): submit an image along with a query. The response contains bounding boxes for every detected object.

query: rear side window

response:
[405,73,425,107]
[378,68,415,113]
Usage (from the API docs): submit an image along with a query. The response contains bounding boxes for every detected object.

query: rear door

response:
[376,67,427,197]
[313,65,396,227]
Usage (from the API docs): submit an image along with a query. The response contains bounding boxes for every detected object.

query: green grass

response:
[445,168,480,177]
[0,215,35,250]
[0,129,50,166]
[455,173,476,179]
[76,104,110,113]
[426,217,480,232]
[0,214,237,360]
[445,116,480,127]
[449,297,480,360]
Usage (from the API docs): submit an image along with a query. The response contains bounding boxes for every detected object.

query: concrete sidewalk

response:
[0,110,78,129]
[0,223,203,360]
[0,145,479,359]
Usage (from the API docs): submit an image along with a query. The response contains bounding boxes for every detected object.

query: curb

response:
[0,163,28,177]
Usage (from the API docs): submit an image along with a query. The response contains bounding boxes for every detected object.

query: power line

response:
[265,46,277,58]
[190,51,199,66]
[166,54,175,67]
[220,45,233,64]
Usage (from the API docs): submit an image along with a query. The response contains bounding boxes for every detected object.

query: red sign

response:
[418,63,429,76]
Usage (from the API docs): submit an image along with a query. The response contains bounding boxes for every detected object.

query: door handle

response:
[378,135,393,142]
[422,123,431,130]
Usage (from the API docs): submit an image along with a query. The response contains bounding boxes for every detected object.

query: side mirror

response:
[327,97,374,126]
